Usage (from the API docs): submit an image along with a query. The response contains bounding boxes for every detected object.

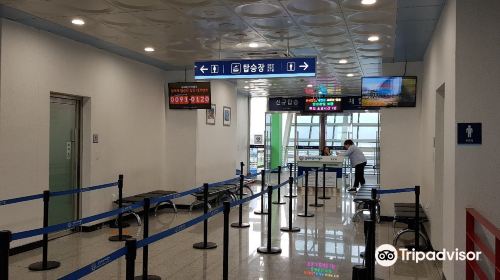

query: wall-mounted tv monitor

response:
[361,76,417,107]
[303,97,342,113]
[168,82,211,109]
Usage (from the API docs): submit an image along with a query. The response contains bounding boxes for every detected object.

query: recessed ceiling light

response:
[244,86,250,89]
[144,47,155,52]
[248,42,259,48]
[368,35,380,42]
[71,18,85,26]
[361,0,377,5]
[307,84,313,88]
[347,73,355,77]
[338,59,348,64]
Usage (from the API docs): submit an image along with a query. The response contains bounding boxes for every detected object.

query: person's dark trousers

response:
[353,162,367,189]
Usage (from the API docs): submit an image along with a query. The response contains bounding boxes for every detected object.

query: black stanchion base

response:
[28,261,61,271]
[297,213,314,217]
[108,234,132,242]
[134,275,162,280]
[253,210,268,215]
[351,265,367,280]
[309,203,324,207]
[280,226,301,232]
[284,194,298,198]
[272,201,286,205]
[318,196,331,200]
[193,242,217,249]
[231,222,250,228]
[257,246,282,254]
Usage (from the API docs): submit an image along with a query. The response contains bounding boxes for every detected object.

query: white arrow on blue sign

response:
[194,57,316,80]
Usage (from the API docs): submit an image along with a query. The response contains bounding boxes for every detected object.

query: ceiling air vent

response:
[245,51,290,58]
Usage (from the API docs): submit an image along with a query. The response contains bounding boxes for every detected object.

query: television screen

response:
[168,82,211,109]
[304,97,342,113]
[361,76,417,107]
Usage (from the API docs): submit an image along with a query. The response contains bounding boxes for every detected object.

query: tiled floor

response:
[10,174,442,279]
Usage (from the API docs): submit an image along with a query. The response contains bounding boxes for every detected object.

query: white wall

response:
[420,0,456,261]
[195,81,240,184]
[0,19,248,247]
[379,62,423,217]
[0,19,167,246]
[236,92,249,173]
[453,0,500,278]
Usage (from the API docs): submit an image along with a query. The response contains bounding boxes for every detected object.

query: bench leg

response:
[128,211,141,226]
[154,201,178,216]
[393,228,430,249]
[352,209,365,222]
[244,186,254,196]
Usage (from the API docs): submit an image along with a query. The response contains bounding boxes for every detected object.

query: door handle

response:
[66,142,72,160]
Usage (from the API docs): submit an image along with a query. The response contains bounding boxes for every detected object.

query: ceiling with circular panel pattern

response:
[0,0,442,96]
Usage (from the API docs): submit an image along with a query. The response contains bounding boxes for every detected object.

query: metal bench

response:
[352,185,380,223]
[393,203,431,250]
[189,184,238,211]
[115,190,178,226]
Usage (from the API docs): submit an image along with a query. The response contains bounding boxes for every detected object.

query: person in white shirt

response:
[342,140,367,192]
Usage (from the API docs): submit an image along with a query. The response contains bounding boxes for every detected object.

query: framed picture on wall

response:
[223,106,231,126]
[206,104,216,125]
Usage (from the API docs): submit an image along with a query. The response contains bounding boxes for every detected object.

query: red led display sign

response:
[168,82,211,109]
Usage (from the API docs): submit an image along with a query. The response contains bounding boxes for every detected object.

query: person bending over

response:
[342,140,367,192]
[321,146,331,156]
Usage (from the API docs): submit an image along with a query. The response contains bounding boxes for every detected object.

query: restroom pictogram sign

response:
[457,123,482,145]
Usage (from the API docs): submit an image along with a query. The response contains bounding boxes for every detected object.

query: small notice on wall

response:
[254,134,263,145]
[457,123,481,145]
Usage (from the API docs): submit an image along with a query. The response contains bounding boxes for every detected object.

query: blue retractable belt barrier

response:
[207,177,240,188]
[150,186,204,205]
[58,247,127,280]
[230,189,263,208]
[137,206,223,249]
[12,201,144,241]
[377,188,415,195]
[59,174,285,279]
[0,182,118,206]
[50,182,118,197]
[0,193,44,206]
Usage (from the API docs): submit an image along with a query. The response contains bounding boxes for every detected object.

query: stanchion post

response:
[254,170,268,215]
[364,220,375,280]
[257,186,282,254]
[281,177,300,233]
[193,183,217,249]
[319,164,331,200]
[370,189,377,221]
[240,161,244,175]
[273,166,285,205]
[415,185,420,251]
[223,201,230,280]
[285,163,297,198]
[231,175,250,228]
[309,168,324,207]
[28,191,60,271]
[126,238,137,280]
[110,175,132,242]
[298,171,314,217]
[136,198,160,280]
[0,231,11,280]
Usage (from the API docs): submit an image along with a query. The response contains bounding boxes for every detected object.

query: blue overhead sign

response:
[194,57,316,80]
